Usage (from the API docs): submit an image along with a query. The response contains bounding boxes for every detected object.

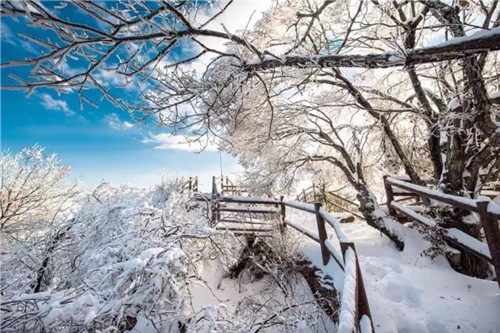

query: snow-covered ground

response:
[3,186,498,332]
[345,221,500,332]
[285,206,500,333]
[188,257,336,332]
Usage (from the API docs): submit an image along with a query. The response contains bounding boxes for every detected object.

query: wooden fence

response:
[383,175,500,288]
[297,183,364,220]
[199,177,374,332]
[183,177,199,192]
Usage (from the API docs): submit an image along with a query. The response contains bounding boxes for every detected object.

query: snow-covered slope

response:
[289,201,500,333]
[344,221,500,332]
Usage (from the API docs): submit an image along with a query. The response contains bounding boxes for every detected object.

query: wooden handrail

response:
[384,175,500,288]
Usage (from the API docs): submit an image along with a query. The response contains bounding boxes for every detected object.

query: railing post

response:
[477,199,500,289]
[340,242,374,333]
[321,182,327,210]
[383,175,397,217]
[211,176,218,226]
[279,195,286,234]
[314,202,330,266]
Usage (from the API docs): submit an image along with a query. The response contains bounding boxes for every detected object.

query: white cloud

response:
[1,21,15,45]
[105,113,135,131]
[39,93,74,116]
[142,133,218,152]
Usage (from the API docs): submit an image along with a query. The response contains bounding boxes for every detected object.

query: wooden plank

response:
[216,206,279,214]
[218,196,279,205]
[327,191,359,207]
[217,219,270,225]
[215,227,273,233]
[386,177,479,213]
[340,243,374,333]
[383,175,396,217]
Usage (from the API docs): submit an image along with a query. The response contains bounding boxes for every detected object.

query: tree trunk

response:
[353,176,405,250]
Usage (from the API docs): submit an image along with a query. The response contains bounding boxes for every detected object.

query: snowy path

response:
[284,207,500,332]
[343,221,500,332]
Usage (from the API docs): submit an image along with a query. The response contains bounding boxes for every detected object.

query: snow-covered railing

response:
[279,199,373,333]
[201,191,374,332]
[384,176,500,288]
[192,177,374,331]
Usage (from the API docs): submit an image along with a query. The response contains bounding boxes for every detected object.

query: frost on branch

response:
[0,181,226,332]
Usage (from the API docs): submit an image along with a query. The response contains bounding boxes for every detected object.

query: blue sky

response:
[0,2,266,191]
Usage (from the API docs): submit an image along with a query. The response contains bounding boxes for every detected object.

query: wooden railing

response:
[198,177,374,332]
[297,183,363,220]
[182,177,198,192]
[217,176,247,196]
[383,175,500,288]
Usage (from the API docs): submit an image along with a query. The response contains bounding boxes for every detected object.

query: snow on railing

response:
[384,176,500,288]
[338,247,357,333]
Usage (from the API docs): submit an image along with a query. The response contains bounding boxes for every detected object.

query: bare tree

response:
[0,145,78,236]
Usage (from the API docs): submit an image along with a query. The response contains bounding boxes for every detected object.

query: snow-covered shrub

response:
[0,180,225,332]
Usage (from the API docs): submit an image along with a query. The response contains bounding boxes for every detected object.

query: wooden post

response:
[280,195,286,234]
[314,202,330,266]
[211,176,217,226]
[194,177,198,192]
[477,200,500,288]
[321,183,327,210]
[383,175,397,216]
[340,242,374,333]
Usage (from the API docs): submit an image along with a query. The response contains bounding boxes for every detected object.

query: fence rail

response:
[383,175,500,288]
[297,183,364,220]
[199,176,374,332]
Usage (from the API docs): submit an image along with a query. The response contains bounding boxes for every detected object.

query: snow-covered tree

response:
[2,0,499,276]
[0,145,78,238]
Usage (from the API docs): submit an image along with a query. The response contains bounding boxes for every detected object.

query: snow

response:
[445,228,491,260]
[337,247,357,333]
[425,27,500,49]
[390,201,492,260]
[359,315,373,333]
[341,221,500,332]
[286,218,321,241]
[284,206,500,332]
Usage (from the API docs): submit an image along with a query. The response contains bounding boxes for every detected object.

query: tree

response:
[0,145,78,236]
[2,0,499,274]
